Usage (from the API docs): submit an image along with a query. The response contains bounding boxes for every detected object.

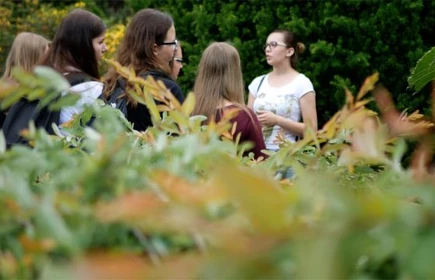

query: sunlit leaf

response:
[33,66,70,92]
[48,93,82,111]
[356,72,379,100]
[181,92,195,116]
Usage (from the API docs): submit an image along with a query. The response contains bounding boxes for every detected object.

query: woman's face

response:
[264,32,293,67]
[171,47,183,80]
[157,25,177,63]
[92,32,108,61]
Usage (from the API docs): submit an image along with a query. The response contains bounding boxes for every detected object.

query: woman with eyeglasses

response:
[170,44,183,80]
[104,8,184,131]
[247,29,317,152]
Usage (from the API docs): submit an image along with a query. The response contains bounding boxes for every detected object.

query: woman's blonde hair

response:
[2,32,50,79]
[192,42,245,122]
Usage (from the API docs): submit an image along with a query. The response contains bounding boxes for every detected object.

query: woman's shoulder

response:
[142,70,184,102]
[251,74,268,84]
[294,73,315,96]
[69,81,104,98]
[223,104,255,120]
[248,74,269,95]
[296,73,314,84]
[70,80,103,90]
[141,70,179,88]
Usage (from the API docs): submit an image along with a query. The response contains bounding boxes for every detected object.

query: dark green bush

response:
[123,0,433,126]
[1,0,434,126]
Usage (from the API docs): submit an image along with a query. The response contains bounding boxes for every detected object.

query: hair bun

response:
[297,42,306,54]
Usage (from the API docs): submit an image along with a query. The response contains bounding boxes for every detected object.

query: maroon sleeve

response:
[245,108,267,159]
[232,108,267,159]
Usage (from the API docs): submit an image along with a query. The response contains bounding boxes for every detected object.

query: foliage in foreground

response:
[0,65,435,279]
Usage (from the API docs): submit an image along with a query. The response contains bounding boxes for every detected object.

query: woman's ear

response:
[153,44,159,56]
[286,47,295,57]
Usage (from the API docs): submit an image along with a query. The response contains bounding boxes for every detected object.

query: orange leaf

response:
[356,73,379,101]
[150,171,228,206]
[410,137,435,182]
[19,235,56,253]
[73,252,203,280]
[96,192,167,223]
[373,85,431,137]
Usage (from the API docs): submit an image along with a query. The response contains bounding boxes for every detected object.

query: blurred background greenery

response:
[1,0,434,128]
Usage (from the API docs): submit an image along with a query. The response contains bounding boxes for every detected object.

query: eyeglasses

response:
[159,39,178,50]
[264,41,288,50]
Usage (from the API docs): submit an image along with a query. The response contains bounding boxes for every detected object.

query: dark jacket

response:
[109,70,184,131]
[2,72,91,147]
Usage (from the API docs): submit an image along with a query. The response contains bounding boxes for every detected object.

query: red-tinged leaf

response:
[349,117,389,163]
[73,252,203,280]
[19,236,56,253]
[96,192,167,223]
[432,80,435,121]
[373,85,431,137]
[356,73,379,101]
[96,192,214,233]
[410,137,435,182]
[150,171,229,206]
[73,252,151,279]
[345,87,354,109]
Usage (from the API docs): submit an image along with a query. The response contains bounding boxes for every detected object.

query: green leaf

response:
[48,93,82,111]
[34,66,71,92]
[0,87,27,109]
[0,130,5,153]
[181,92,195,116]
[408,46,435,92]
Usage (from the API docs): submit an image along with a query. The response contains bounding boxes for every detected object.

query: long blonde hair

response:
[2,32,50,79]
[192,42,245,122]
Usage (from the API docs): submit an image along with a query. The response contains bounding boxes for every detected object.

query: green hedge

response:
[1,0,434,126]
[124,0,434,126]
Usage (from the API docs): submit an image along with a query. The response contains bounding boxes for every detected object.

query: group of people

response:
[1,7,317,163]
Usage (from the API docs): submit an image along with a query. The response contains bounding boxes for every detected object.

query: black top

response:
[2,72,91,147]
[126,70,184,131]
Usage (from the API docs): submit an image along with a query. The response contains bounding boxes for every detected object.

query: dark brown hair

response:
[41,9,106,79]
[272,29,305,68]
[103,8,174,102]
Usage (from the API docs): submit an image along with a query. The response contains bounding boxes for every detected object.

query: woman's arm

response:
[247,93,255,110]
[257,91,317,137]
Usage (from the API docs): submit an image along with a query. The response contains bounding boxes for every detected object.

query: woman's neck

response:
[63,65,81,75]
[272,62,296,76]
[217,99,234,108]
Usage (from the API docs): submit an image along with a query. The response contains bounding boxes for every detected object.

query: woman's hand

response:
[256,110,278,126]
